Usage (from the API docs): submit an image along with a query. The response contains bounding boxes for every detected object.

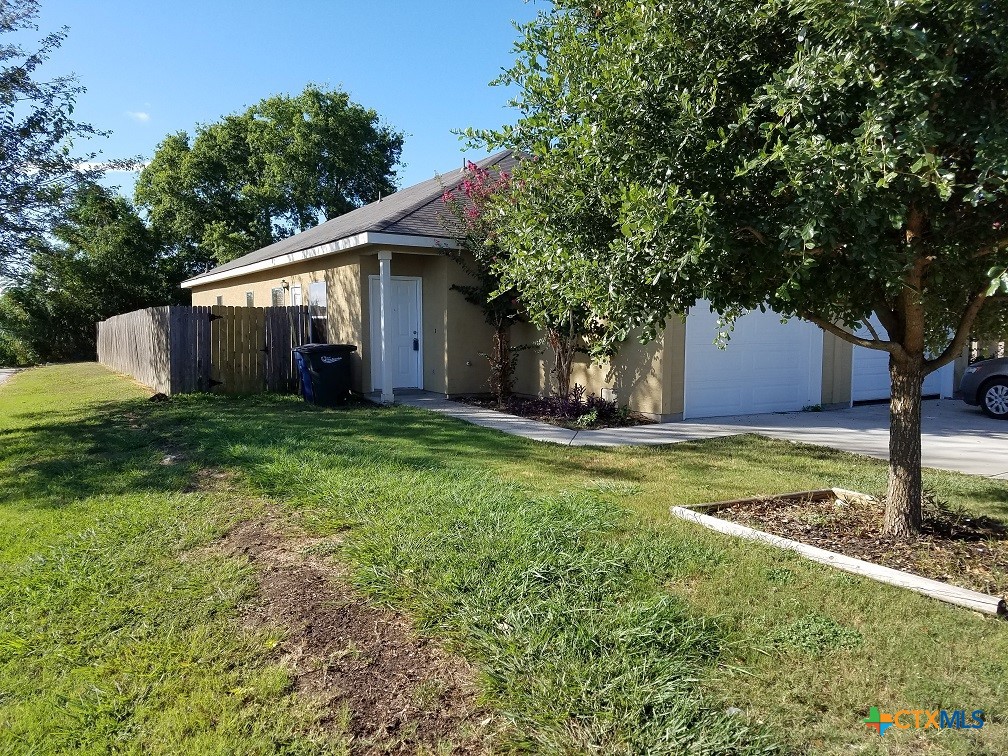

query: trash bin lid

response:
[293,343,358,355]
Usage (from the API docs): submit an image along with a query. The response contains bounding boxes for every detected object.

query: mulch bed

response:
[713,495,1008,598]
[456,394,653,430]
[212,519,495,755]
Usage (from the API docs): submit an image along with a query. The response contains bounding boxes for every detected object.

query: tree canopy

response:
[475,0,1008,536]
[0,0,124,281]
[135,85,405,273]
[0,184,171,364]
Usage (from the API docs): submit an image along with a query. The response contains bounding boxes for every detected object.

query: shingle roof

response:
[185,150,516,284]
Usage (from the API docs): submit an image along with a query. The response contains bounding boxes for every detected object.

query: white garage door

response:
[684,301,823,419]
[851,315,954,401]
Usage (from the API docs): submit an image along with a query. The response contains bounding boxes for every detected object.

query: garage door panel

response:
[688,386,746,415]
[684,301,823,419]
[751,355,805,379]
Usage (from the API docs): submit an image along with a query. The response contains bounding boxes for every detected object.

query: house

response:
[182,151,955,419]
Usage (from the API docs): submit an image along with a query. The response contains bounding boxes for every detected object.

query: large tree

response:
[476,0,1008,537]
[135,85,404,273]
[0,0,123,280]
[0,184,172,363]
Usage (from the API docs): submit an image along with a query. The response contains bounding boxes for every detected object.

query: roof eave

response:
[180,231,461,289]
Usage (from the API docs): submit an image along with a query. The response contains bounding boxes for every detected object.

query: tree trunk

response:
[883,355,925,539]
[490,322,513,405]
[548,326,575,399]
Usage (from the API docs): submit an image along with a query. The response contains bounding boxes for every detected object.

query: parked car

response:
[960,357,1008,419]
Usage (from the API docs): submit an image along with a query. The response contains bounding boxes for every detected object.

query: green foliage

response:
[771,614,863,655]
[473,0,1008,534]
[473,0,1008,358]
[0,0,134,280]
[135,85,404,272]
[0,184,175,363]
[457,157,616,381]
[441,160,521,326]
[0,294,37,365]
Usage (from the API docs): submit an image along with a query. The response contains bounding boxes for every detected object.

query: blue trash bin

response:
[293,344,357,405]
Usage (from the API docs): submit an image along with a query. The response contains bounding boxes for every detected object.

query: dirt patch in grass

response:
[714,495,1008,598]
[216,519,494,755]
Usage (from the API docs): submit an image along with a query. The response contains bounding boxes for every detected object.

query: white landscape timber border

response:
[670,498,1007,619]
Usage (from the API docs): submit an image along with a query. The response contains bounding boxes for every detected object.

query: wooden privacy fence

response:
[97,305,317,395]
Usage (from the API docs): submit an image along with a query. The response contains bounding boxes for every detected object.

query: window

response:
[245,291,254,307]
[215,295,223,306]
[271,287,284,307]
[307,281,327,342]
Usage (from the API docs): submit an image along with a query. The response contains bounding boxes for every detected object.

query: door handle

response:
[412,338,419,351]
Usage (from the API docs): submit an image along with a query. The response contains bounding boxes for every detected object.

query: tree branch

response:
[737,226,768,245]
[970,236,1008,260]
[925,289,989,372]
[873,300,899,337]
[800,311,900,353]
[861,317,881,341]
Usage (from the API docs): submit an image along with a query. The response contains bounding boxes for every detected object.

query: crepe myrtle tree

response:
[483,156,615,398]
[474,0,1008,538]
[440,160,524,403]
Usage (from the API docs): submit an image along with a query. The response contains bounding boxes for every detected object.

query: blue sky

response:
[31,0,543,196]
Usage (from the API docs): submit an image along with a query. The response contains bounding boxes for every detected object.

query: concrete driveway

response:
[398,393,1008,478]
[0,368,18,389]
[575,399,1008,479]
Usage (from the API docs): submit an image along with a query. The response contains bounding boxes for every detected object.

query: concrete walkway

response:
[398,393,580,444]
[397,393,1008,479]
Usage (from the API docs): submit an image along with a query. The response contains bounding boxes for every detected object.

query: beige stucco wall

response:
[820,331,853,407]
[189,257,345,310]
[189,254,366,388]
[510,319,686,420]
[571,334,666,417]
[662,318,687,418]
[443,260,498,394]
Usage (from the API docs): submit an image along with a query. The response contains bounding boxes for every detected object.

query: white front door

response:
[369,276,422,390]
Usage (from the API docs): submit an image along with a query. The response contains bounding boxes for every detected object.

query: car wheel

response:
[980,379,1008,419]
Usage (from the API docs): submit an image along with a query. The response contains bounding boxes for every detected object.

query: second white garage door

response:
[851,315,954,401]
[684,301,823,419]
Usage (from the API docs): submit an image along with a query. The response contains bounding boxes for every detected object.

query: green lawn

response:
[1,363,1005,754]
